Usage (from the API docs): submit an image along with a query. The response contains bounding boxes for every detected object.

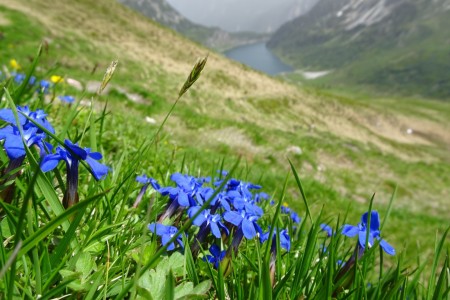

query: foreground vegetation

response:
[0,0,449,298]
[0,51,448,299]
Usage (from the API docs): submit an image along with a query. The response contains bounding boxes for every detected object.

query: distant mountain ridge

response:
[166,0,320,33]
[118,0,268,50]
[268,0,450,99]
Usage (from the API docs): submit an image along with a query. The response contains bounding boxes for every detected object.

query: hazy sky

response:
[166,0,319,32]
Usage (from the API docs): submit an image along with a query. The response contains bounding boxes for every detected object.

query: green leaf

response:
[165,270,175,300]
[75,252,96,279]
[185,241,199,285]
[175,280,211,299]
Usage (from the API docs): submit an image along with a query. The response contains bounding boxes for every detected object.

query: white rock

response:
[66,78,83,91]
[145,116,157,124]
[286,146,303,155]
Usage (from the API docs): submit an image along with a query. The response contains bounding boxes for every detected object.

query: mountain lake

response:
[224,42,293,75]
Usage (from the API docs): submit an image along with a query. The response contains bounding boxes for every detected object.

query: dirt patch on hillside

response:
[0,12,10,26]
[200,127,265,157]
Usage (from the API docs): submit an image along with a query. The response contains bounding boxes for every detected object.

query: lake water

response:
[224,42,293,75]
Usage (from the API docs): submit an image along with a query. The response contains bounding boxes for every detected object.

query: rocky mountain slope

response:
[268,0,450,99]
[118,0,267,50]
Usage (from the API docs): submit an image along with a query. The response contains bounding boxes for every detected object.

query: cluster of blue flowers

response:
[137,172,295,268]
[137,172,395,272]
[0,105,109,207]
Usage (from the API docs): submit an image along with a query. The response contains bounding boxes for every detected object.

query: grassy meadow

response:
[0,0,449,298]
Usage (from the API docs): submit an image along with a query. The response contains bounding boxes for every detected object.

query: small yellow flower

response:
[283,202,289,207]
[10,59,21,70]
[50,75,64,84]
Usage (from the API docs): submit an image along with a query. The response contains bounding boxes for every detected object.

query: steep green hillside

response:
[0,0,449,262]
[268,0,450,99]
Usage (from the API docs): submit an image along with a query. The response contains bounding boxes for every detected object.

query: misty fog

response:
[166,0,319,32]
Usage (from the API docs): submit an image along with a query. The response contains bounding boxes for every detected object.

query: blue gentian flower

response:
[204,245,226,268]
[14,73,26,84]
[281,205,291,214]
[291,212,301,224]
[41,139,109,180]
[341,211,395,255]
[148,223,184,251]
[254,192,269,203]
[207,190,232,212]
[28,76,36,86]
[58,95,75,104]
[12,73,37,86]
[229,190,263,216]
[156,173,207,221]
[41,139,109,208]
[133,175,160,208]
[188,207,229,238]
[159,173,205,207]
[223,179,261,199]
[0,106,54,159]
[260,228,291,251]
[320,223,333,237]
[223,210,261,239]
[38,80,51,94]
[0,106,54,203]
[0,106,55,134]
[0,126,48,159]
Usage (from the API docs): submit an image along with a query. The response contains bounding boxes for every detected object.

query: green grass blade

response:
[184,240,199,285]
[427,226,450,300]
[288,159,312,223]
[432,253,449,300]
[13,191,105,259]
[380,185,396,231]
[164,270,175,300]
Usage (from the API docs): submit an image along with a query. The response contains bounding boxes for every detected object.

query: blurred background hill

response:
[268,0,450,99]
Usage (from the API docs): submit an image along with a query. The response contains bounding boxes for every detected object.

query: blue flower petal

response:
[136,175,150,184]
[320,223,333,237]
[210,244,221,257]
[362,211,380,233]
[40,153,63,172]
[88,151,103,160]
[242,218,256,239]
[3,135,26,159]
[223,211,243,226]
[177,191,190,207]
[380,239,395,256]
[64,140,87,160]
[0,108,26,125]
[210,222,221,238]
[342,225,359,237]
[177,236,184,249]
[358,230,374,248]
[85,156,109,180]
[161,235,175,251]
[187,207,206,226]
[148,223,171,235]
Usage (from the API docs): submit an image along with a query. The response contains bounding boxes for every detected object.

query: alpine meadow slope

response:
[0,0,449,271]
